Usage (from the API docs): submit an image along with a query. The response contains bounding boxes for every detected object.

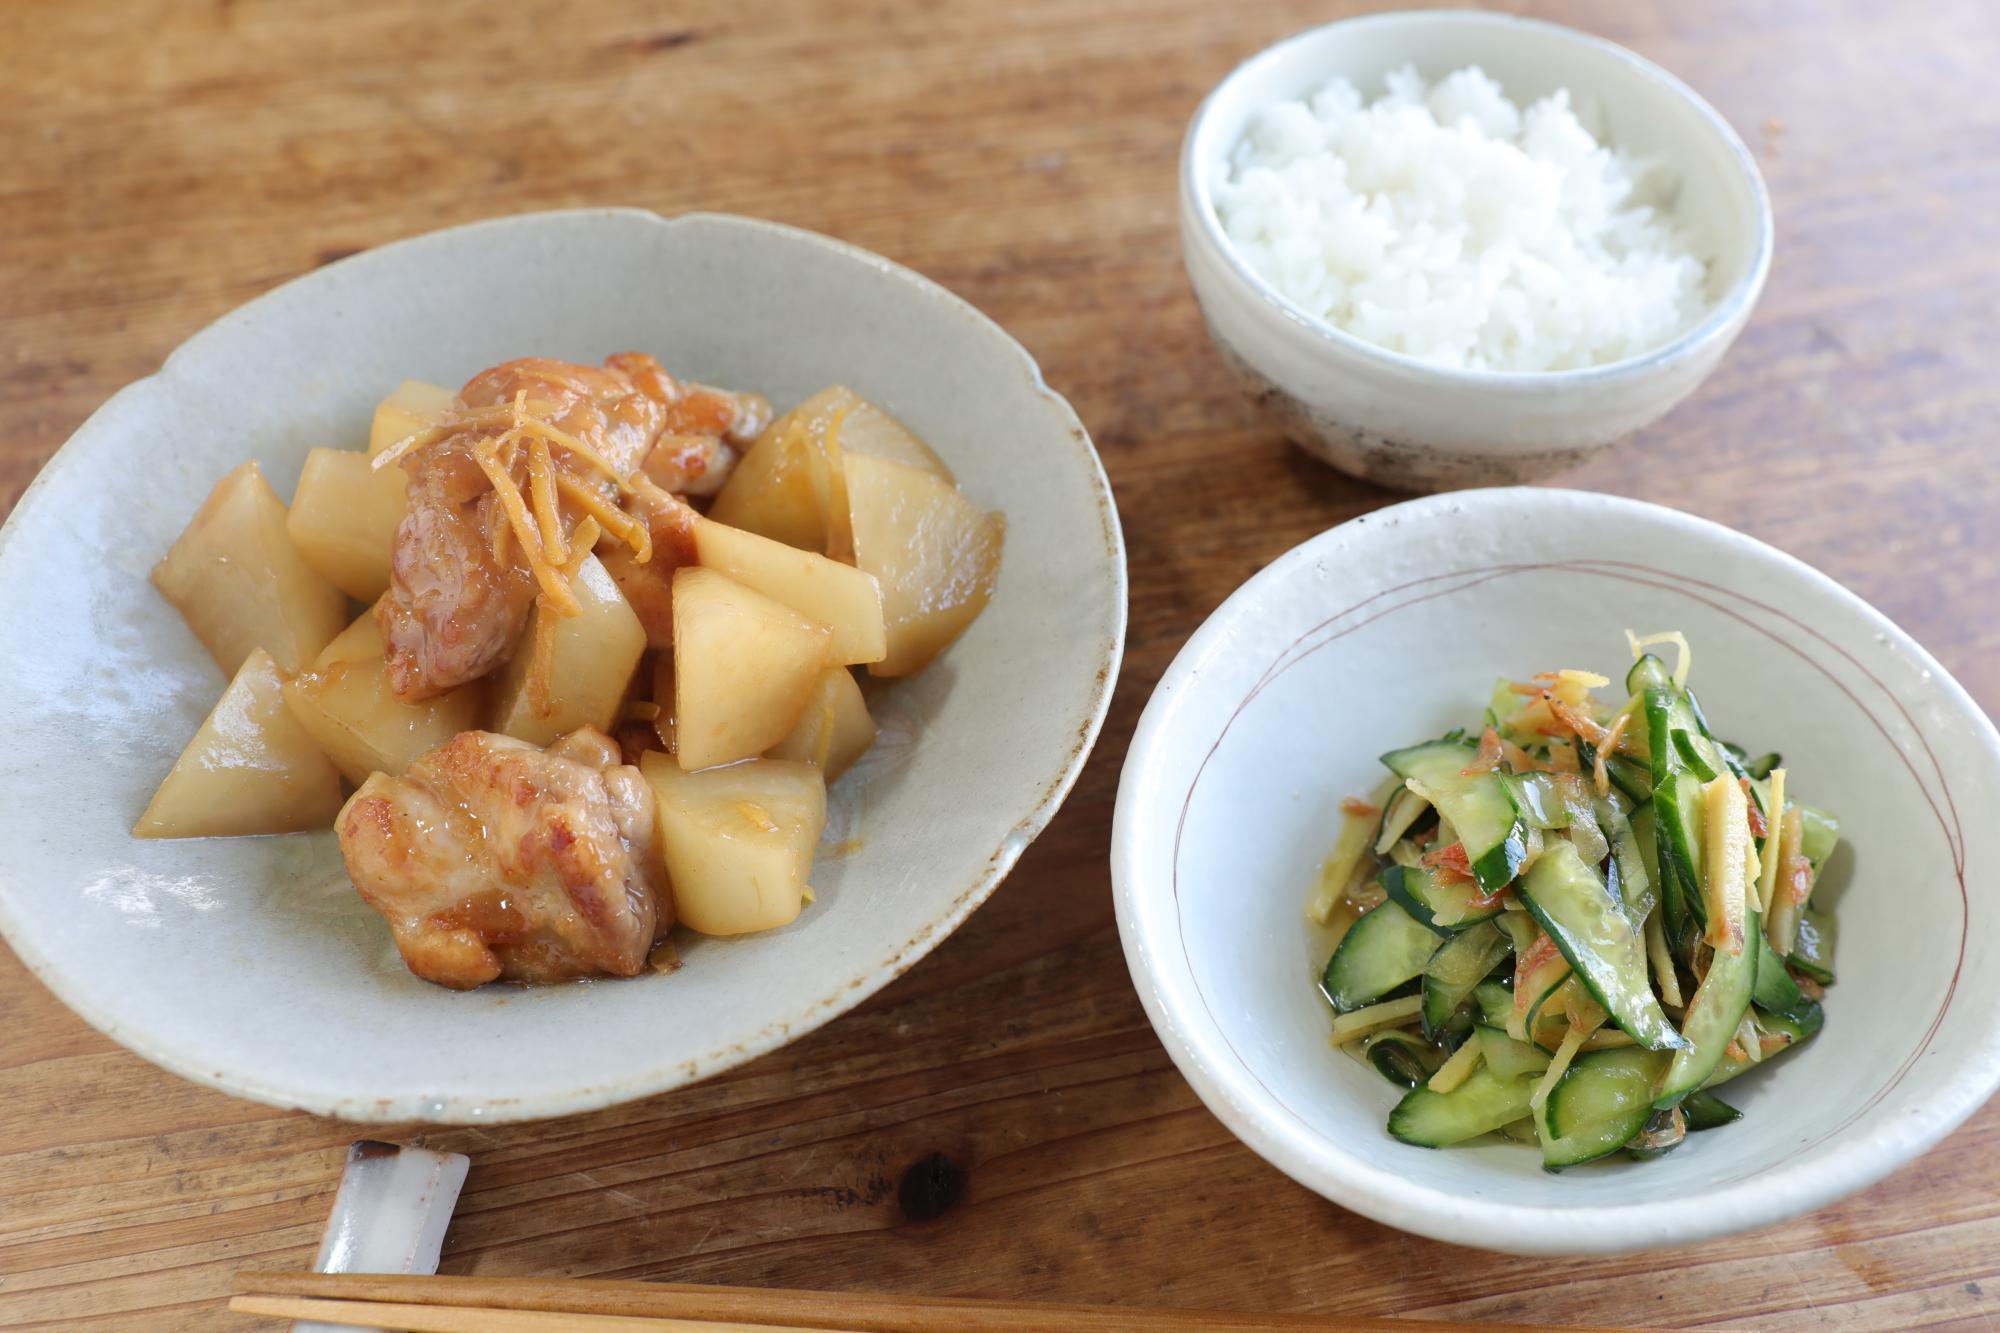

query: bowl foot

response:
[1214,339,1609,491]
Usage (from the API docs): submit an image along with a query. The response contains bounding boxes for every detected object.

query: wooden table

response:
[5,1,1998,1328]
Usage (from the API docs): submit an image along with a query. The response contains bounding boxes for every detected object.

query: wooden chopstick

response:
[229,1294,845,1331]
[232,1270,1648,1332]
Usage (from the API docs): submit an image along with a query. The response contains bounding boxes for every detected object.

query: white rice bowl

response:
[1214,64,1710,373]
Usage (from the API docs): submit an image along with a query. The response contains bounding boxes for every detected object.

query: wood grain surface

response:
[4,0,1999,1328]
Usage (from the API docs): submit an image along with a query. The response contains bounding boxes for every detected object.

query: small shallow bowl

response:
[1112,487,2000,1254]
[1180,12,1773,491]
[0,209,1126,1123]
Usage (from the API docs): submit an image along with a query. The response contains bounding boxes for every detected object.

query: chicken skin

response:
[337,727,668,989]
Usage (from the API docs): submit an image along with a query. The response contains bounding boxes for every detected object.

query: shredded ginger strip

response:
[1592,711,1630,799]
[527,592,560,718]
[516,412,635,493]
[555,472,651,563]
[525,436,568,567]
[370,403,522,472]
[563,517,602,573]
[1532,1023,1591,1114]
[474,444,580,616]
[1625,628,1693,689]
[1426,1038,1484,1094]
[1329,995,1423,1044]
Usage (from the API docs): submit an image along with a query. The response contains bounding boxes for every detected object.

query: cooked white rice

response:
[1213,65,1709,373]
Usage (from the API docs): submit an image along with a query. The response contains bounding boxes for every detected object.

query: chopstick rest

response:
[292,1141,469,1333]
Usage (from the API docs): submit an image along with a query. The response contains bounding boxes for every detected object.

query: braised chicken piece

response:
[379,358,662,701]
[377,354,769,701]
[601,475,702,651]
[336,727,668,989]
[643,433,739,498]
[642,383,772,496]
[380,439,539,700]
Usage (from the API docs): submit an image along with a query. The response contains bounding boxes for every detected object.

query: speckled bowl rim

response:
[1180,10,1775,391]
[0,208,1128,1123]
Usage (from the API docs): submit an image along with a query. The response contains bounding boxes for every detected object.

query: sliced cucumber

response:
[1503,771,1570,829]
[1320,899,1440,1013]
[1776,996,1823,1042]
[1741,751,1781,781]
[1380,740,1527,894]
[1476,1024,1552,1081]
[1368,1043,1429,1087]
[1388,1066,1539,1148]
[1433,1004,1476,1047]
[1625,653,1672,698]
[1625,1106,1686,1160]
[1513,939,1574,1042]
[1671,728,1720,782]
[1629,800,1662,900]
[1496,910,1537,954]
[1649,802,1692,959]
[1565,799,1611,867]
[1751,934,1821,1027]
[1575,720,1636,798]
[1382,863,1504,933]
[1644,680,1722,789]
[1545,1048,1671,1169]
[1385,838,1425,871]
[1364,1030,1437,1088]
[1640,658,1730,947]
[1374,784,1435,855]
[1643,690,1683,788]
[1527,975,1594,1050]
[1604,752,1654,804]
[1656,907,1760,1107]
[1516,841,1687,1051]
[1682,1090,1742,1130]
[1654,769,1708,929]
[1600,797,1656,928]
[1379,865,1452,939]
[1684,687,1745,781]
[1700,1048,1760,1091]
[1421,920,1511,1036]
[1799,803,1841,871]
[1330,651,1835,1160]
[1473,980,1515,1029]
[1702,1005,1818,1089]
[1790,905,1836,984]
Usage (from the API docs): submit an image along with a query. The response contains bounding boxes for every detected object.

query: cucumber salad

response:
[1306,634,1840,1169]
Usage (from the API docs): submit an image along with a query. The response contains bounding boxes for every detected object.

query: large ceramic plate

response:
[0,210,1125,1122]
